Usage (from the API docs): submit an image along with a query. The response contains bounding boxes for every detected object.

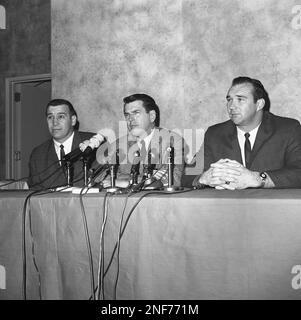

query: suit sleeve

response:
[172,132,185,186]
[28,149,41,189]
[192,128,215,188]
[266,121,301,188]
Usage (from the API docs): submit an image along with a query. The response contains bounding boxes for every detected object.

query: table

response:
[0,180,29,190]
[1,189,301,299]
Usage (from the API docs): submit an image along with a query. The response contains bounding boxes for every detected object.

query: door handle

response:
[14,151,21,161]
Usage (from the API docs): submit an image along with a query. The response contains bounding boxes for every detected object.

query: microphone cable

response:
[21,175,84,300]
[112,191,132,300]
[96,191,110,300]
[107,188,196,300]
[1,159,61,189]
[78,183,97,300]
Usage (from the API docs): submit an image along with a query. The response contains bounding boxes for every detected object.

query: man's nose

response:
[228,101,236,110]
[52,117,60,125]
[128,114,136,121]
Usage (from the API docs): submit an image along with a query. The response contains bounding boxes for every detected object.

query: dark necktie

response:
[60,144,65,166]
[244,132,251,169]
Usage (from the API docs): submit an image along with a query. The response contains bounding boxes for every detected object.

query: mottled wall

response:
[52,0,301,154]
[0,0,51,178]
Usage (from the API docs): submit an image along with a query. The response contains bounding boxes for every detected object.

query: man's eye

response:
[47,115,53,121]
[58,115,66,120]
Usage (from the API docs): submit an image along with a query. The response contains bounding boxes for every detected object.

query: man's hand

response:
[198,159,262,190]
[212,160,262,190]
[198,159,241,189]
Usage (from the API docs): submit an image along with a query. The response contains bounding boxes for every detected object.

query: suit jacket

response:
[28,130,95,189]
[95,127,186,186]
[194,111,301,188]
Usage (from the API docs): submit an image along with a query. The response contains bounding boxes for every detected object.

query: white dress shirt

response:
[137,129,155,152]
[53,132,74,163]
[237,124,260,167]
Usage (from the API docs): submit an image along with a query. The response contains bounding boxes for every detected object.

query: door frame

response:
[5,73,51,179]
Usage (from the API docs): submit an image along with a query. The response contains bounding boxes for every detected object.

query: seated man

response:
[193,76,301,189]
[28,99,96,189]
[94,93,185,188]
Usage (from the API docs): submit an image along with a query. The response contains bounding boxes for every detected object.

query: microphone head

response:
[63,148,82,162]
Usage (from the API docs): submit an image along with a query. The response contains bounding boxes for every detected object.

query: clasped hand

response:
[200,159,260,190]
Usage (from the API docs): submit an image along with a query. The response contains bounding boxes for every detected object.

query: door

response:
[14,80,51,179]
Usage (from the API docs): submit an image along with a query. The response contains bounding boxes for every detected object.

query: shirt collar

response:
[53,132,74,155]
[237,123,261,140]
[137,128,155,151]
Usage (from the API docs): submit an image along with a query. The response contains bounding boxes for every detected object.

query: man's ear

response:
[71,115,77,127]
[149,110,156,124]
[256,98,265,111]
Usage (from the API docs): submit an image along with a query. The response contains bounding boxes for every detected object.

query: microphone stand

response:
[66,161,72,187]
[83,157,89,187]
[142,150,156,188]
[164,146,177,192]
[106,164,120,193]
[129,151,140,186]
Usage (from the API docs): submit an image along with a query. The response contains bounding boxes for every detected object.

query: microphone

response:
[63,133,105,162]
[163,136,182,192]
[129,151,140,185]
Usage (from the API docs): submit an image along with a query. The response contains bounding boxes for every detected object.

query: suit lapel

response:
[224,122,243,164]
[71,130,80,150]
[249,112,274,168]
[47,140,60,168]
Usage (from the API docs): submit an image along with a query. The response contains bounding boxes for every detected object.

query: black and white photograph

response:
[0,0,301,313]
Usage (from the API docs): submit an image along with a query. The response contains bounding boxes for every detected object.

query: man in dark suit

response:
[193,76,301,189]
[95,93,185,188]
[28,99,95,189]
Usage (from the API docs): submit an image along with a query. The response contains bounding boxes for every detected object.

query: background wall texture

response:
[0,0,51,178]
[52,0,301,160]
[1,0,301,177]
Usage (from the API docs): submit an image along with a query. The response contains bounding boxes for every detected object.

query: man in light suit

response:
[193,76,301,189]
[96,93,185,188]
[28,99,95,189]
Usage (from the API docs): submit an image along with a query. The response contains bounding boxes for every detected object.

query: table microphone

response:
[105,150,121,193]
[129,151,140,186]
[163,137,178,192]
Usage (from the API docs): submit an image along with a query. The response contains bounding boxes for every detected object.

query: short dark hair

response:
[123,93,160,127]
[46,99,79,130]
[231,76,270,111]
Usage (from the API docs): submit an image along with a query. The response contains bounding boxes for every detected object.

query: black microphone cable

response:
[107,188,196,300]
[96,191,111,300]
[0,159,61,189]
[21,175,85,300]
[21,166,71,300]
[78,182,97,301]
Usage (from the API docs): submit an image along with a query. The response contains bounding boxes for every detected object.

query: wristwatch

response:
[259,172,267,188]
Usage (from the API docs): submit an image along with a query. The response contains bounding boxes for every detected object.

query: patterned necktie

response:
[244,132,251,168]
[60,144,65,166]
